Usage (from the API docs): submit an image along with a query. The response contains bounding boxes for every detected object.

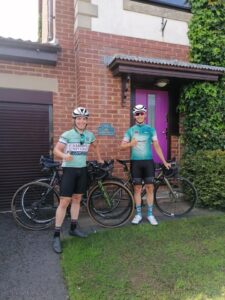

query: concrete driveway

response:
[0,211,100,300]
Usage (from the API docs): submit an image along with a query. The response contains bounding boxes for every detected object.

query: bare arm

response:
[153,140,170,169]
[53,142,73,161]
[120,138,137,150]
[90,140,104,163]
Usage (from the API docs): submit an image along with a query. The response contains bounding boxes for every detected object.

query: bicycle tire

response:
[35,177,52,184]
[11,181,59,230]
[154,176,197,217]
[87,180,135,228]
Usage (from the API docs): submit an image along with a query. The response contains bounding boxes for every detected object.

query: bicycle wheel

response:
[87,180,134,228]
[154,177,197,217]
[11,181,59,230]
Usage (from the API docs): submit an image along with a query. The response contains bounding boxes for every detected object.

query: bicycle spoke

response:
[154,177,197,217]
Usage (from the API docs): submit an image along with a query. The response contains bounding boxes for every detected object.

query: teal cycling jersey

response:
[59,128,95,168]
[123,124,157,160]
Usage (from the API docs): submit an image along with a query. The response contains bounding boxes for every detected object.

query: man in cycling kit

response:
[53,107,103,253]
[121,104,170,225]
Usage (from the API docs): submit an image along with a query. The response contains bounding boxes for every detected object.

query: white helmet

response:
[72,107,89,118]
[133,104,147,114]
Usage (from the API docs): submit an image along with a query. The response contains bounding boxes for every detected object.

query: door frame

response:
[135,88,169,162]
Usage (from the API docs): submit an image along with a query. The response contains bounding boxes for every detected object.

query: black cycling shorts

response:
[131,159,155,185]
[60,167,88,197]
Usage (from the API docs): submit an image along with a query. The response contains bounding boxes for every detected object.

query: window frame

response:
[132,0,191,11]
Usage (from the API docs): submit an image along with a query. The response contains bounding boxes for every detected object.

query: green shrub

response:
[180,150,225,209]
[178,0,225,155]
[188,0,225,67]
[179,80,225,155]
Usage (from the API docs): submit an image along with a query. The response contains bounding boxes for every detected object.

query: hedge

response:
[180,150,225,209]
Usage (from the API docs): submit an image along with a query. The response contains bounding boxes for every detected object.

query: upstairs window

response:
[133,0,190,11]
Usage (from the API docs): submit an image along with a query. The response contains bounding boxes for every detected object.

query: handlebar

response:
[117,158,178,177]
[40,156,61,171]
[161,160,177,178]
[39,156,114,179]
[87,160,114,180]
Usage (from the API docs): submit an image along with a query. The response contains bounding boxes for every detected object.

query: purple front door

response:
[135,89,168,163]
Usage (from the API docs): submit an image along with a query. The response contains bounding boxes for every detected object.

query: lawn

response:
[61,215,225,300]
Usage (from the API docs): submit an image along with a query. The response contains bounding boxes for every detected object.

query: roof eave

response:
[0,38,60,66]
[108,58,224,82]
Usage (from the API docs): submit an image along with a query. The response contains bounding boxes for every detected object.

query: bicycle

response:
[116,159,197,217]
[11,157,135,230]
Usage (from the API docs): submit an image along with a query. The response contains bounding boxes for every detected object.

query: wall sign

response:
[97,123,115,136]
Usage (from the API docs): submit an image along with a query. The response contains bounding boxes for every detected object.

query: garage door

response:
[0,90,52,211]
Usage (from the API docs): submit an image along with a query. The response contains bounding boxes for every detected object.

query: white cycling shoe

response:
[147,215,158,226]
[131,214,142,225]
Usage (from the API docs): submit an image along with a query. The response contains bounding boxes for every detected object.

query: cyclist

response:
[53,107,103,253]
[120,104,170,225]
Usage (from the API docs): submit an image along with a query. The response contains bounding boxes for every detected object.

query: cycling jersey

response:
[59,128,95,168]
[123,124,157,160]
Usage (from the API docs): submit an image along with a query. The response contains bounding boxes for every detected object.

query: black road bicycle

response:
[116,159,197,217]
[11,157,134,230]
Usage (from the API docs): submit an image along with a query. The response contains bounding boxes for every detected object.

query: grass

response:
[61,215,225,300]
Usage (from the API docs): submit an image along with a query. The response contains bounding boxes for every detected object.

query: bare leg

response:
[69,194,87,237]
[145,183,158,225]
[132,185,143,224]
[70,194,82,220]
[55,197,71,227]
[133,185,142,206]
[145,184,154,206]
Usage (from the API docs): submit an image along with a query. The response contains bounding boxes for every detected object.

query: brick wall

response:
[0,0,189,168]
[170,136,181,161]
[74,28,189,165]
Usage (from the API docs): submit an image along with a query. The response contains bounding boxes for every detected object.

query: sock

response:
[147,205,153,217]
[136,205,142,217]
[70,219,78,231]
[54,226,61,238]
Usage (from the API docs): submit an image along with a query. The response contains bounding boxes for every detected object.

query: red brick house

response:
[0,0,224,210]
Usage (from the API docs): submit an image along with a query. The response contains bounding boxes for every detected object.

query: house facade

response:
[0,0,224,210]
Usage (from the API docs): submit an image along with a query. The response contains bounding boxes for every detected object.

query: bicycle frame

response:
[117,159,177,195]
[12,157,135,230]
[95,180,111,207]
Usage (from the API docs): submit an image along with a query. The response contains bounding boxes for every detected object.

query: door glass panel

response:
[147,94,155,128]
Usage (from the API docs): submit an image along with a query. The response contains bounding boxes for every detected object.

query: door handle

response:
[162,128,168,135]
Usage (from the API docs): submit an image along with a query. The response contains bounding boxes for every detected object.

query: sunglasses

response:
[80,133,85,145]
[134,112,145,116]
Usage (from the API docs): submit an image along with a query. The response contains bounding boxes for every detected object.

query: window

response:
[132,0,190,10]
[147,94,156,128]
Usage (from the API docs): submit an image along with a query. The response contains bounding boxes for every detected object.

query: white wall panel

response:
[91,0,189,46]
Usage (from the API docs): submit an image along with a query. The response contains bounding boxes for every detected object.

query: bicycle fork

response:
[163,177,178,201]
[97,181,112,207]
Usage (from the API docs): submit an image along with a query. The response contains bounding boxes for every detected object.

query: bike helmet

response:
[72,107,89,118]
[133,104,147,114]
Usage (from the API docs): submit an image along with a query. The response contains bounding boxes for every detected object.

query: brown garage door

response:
[0,89,52,211]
